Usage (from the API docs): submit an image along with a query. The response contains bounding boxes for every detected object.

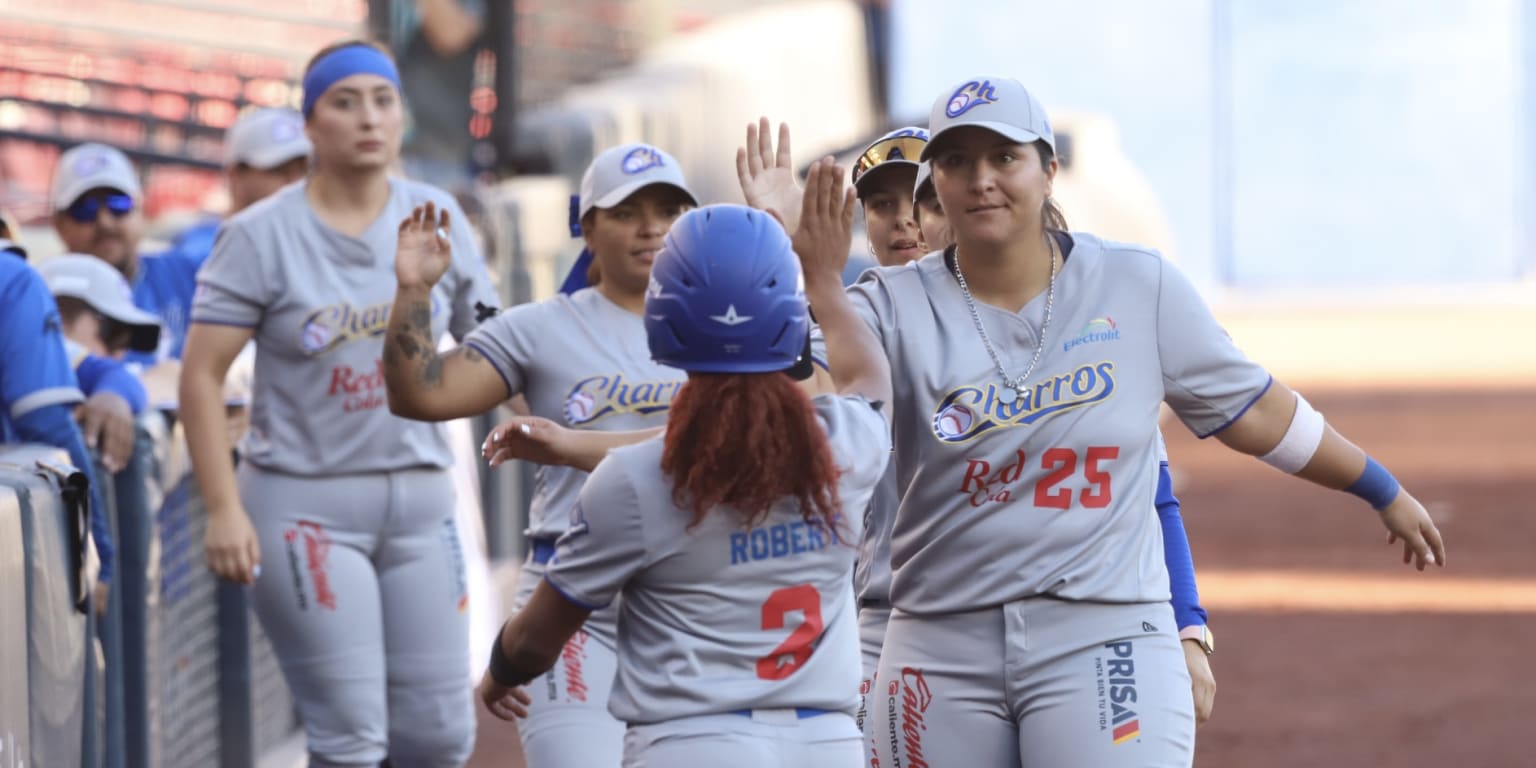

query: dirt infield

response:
[1170,387,1536,767]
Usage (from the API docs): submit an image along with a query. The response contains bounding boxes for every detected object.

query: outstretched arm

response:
[1214,381,1445,570]
[384,203,513,422]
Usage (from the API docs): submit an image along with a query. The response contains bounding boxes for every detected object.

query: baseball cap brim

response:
[238,143,311,170]
[853,161,920,196]
[96,301,162,353]
[921,122,1045,162]
[585,180,698,218]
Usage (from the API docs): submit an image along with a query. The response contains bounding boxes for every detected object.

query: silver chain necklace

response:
[950,236,1059,406]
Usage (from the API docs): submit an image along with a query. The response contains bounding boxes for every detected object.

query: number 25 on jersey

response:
[960,446,1119,510]
[756,584,823,680]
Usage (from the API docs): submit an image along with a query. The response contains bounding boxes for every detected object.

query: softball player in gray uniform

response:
[846,75,1445,768]
[383,143,697,767]
[478,176,890,767]
[180,41,498,767]
[741,125,1217,756]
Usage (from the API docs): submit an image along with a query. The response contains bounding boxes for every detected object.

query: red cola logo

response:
[328,359,387,413]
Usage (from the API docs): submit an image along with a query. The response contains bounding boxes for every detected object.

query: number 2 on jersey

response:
[755,584,823,680]
[1034,446,1119,510]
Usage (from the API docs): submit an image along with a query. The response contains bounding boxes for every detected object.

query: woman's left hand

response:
[481,416,576,468]
[1182,639,1216,726]
[478,671,532,722]
[1379,490,1446,571]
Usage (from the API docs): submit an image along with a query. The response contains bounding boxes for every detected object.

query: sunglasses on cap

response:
[66,193,134,223]
[851,136,928,186]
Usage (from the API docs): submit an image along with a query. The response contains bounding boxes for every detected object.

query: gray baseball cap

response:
[576,143,697,225]
[38,254,161,353]
[226,107,312,169]
[912,160,934,204]
[922,76,1055,161]
[50,143,142,210]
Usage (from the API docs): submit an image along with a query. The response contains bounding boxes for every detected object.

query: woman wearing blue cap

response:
[180,39,499,766]
[471,160,890,768]
[382,142,698,767]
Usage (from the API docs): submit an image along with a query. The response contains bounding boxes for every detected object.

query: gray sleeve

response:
[1156,258,1272,438]
[192,223,270,327]
[442,195,501,341]
[815,394,892,490]
[845,270,892,353]
[807,324,828,371]
[543,456,647,610]
[459,302,541,398]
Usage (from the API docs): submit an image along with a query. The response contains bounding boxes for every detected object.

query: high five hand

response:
[736,117,805,235]
[396,202,453,290]
[790,157,856,286]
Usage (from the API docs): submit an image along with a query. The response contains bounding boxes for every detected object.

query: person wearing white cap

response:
[738,118,1217,764]
[169,107,315,272]
[381,141,697,768]
[910,160,950,256]
[50,143,199,370]
[39,255,158,609]
[179,39,499,767]
[833,75,1445,768]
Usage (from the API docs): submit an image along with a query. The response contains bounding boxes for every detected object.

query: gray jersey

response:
[808,324,895,606]
[463,288,685,539]
[545,394,890,724]
[850,233,1269,614]
[192,178,497,475]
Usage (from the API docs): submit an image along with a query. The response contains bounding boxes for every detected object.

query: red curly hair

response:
[662,373,842,534]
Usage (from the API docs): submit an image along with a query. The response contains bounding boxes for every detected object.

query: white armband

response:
[1257,392,1325,474]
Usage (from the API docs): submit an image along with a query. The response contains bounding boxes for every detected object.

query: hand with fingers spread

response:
[736,117,806,236]
[205,501,262,585]
[75,391,135,473]
[396,202,454,290]
[790,157,857,288]
[479,670,533,722]
[1380,491,1447,571]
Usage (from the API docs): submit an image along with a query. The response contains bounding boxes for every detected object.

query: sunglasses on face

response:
[66,193,134,223]
[852,137,928,185]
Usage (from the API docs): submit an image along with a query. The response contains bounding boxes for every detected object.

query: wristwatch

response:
[1178,625,1215,655]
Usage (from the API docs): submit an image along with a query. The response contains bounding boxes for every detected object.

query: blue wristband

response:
[1346,457,1400,510]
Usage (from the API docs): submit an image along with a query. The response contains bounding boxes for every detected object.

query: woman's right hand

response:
[205,503,262,585]
[736,117,805,236]
[481,416,578,468]
[1380,490,1446,571]
[395,202,454,290]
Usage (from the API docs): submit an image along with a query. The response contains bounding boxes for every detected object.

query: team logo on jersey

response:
[946,79,1000,118]
[298,296,444,355]
[620,145,665,175]
[1095,640,1141,745]
[931,361,1117,443]
[1063,317,1122,352]
[563,373,684,427]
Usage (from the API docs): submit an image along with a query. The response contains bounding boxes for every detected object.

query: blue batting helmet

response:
[644,205,808,374]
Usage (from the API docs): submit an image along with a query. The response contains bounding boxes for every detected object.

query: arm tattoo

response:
[383,296,446,392]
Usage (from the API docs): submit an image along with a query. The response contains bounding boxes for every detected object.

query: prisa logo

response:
[564,374,684,427]
[931,362,1116,443]
[621,146,664,175]
[299,296,445,356]
[946,80,1000,118]
[1063,317,1122,352]
[1106,641,1141,745]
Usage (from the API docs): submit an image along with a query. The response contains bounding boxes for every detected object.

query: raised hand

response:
[395,202,453,290]
[736,117,805,235]
[791,157,856,287]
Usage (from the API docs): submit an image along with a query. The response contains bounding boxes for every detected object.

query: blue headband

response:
[302,45,402,116]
